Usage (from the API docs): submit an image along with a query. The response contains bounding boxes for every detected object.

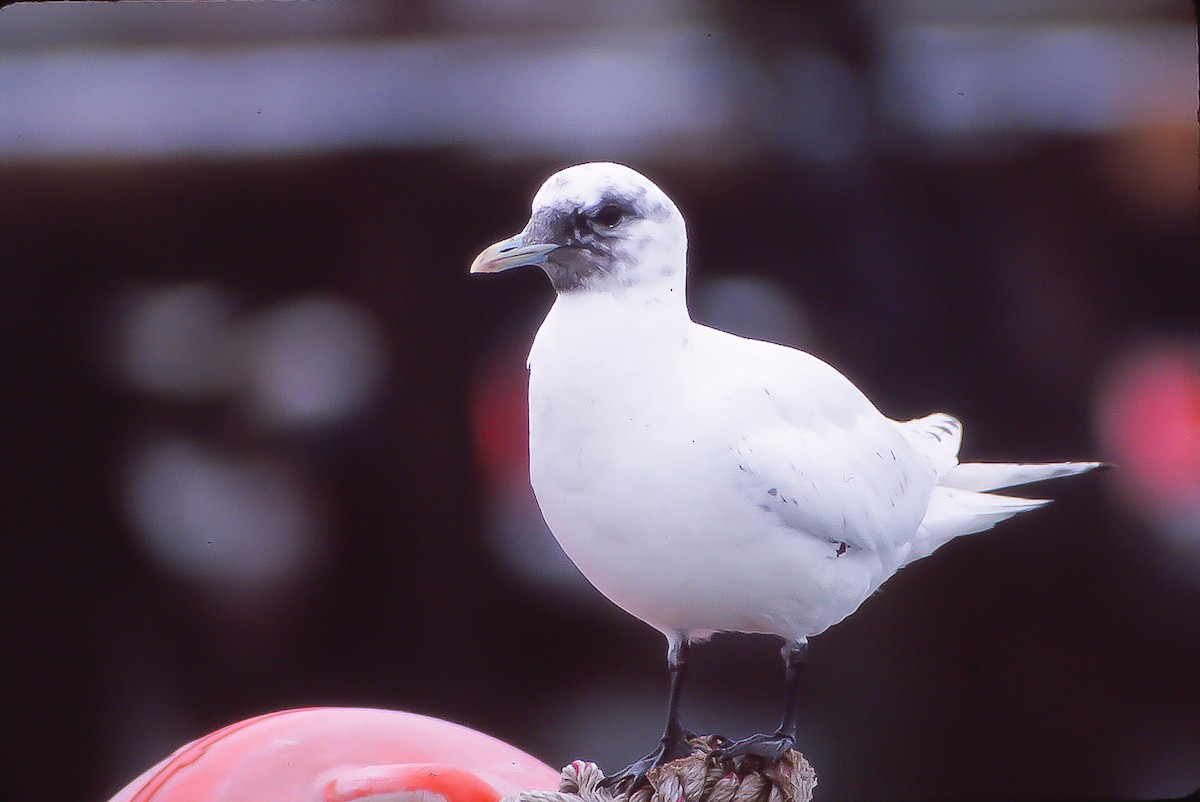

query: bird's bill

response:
[470,236,559,274]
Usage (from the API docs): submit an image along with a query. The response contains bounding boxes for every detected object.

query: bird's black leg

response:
[600,636,695,790]
[712,638,807,764]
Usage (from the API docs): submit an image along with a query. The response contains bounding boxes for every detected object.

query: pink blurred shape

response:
[108,707,560,802]
[1098,342,1200,509]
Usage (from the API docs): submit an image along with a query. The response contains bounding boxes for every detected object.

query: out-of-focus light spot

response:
[471,344,531,485]
[772,50,865,164]
[691,275,813,350]
[1096,124,1200,226]
[112,283,237,400]
[241,296,386,428]
[123,437,326,588]
[1096,341,1200,556]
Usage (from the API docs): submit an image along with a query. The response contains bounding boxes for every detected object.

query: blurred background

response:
[2,1,1198,800]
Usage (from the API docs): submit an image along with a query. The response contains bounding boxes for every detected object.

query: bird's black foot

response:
[710,732,795,766]
[599,732,697,792]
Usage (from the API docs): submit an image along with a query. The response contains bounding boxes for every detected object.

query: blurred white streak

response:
[0,0,391,49]
[869,0,1182,24]
[240,296,386,428]
[0,7,1190,164]
[123,437,326,588]
[112,283,237,400]
[0,30,743,163]
[877,24,1195,143]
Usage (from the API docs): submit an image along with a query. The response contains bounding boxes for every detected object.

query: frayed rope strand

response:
[501,736,817,802]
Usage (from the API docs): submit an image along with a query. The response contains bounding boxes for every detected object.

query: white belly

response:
[523,292,903,641]
[527,359,880,641]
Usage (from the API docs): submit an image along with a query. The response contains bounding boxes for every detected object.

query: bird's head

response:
[470,162,688,294]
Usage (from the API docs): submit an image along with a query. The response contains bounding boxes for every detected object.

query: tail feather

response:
[909,461,1100,565]
[898,412,1101,565]
[940,461,1101,492]
[910,486,1050,563]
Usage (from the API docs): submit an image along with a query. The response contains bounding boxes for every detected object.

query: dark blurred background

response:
[3,2,1199,800]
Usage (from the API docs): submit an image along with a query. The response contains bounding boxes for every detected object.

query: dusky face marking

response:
[524,187,664,293]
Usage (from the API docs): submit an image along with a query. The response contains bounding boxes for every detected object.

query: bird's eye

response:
[592,204,625,228]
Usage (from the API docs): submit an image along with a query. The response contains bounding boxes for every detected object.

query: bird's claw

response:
[599,752,660,793]
[599,735,695,792]
[710,732,795,766]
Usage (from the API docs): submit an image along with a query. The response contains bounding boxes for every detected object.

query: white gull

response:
[471,162,1098,787]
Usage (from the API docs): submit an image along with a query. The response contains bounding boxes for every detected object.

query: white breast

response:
[525,291,901,640]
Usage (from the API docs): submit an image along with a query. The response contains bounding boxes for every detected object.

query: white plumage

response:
[472,162,1098,781]
[526,288,1092,642]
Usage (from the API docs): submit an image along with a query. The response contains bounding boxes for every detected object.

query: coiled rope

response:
[501,736,817,802]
